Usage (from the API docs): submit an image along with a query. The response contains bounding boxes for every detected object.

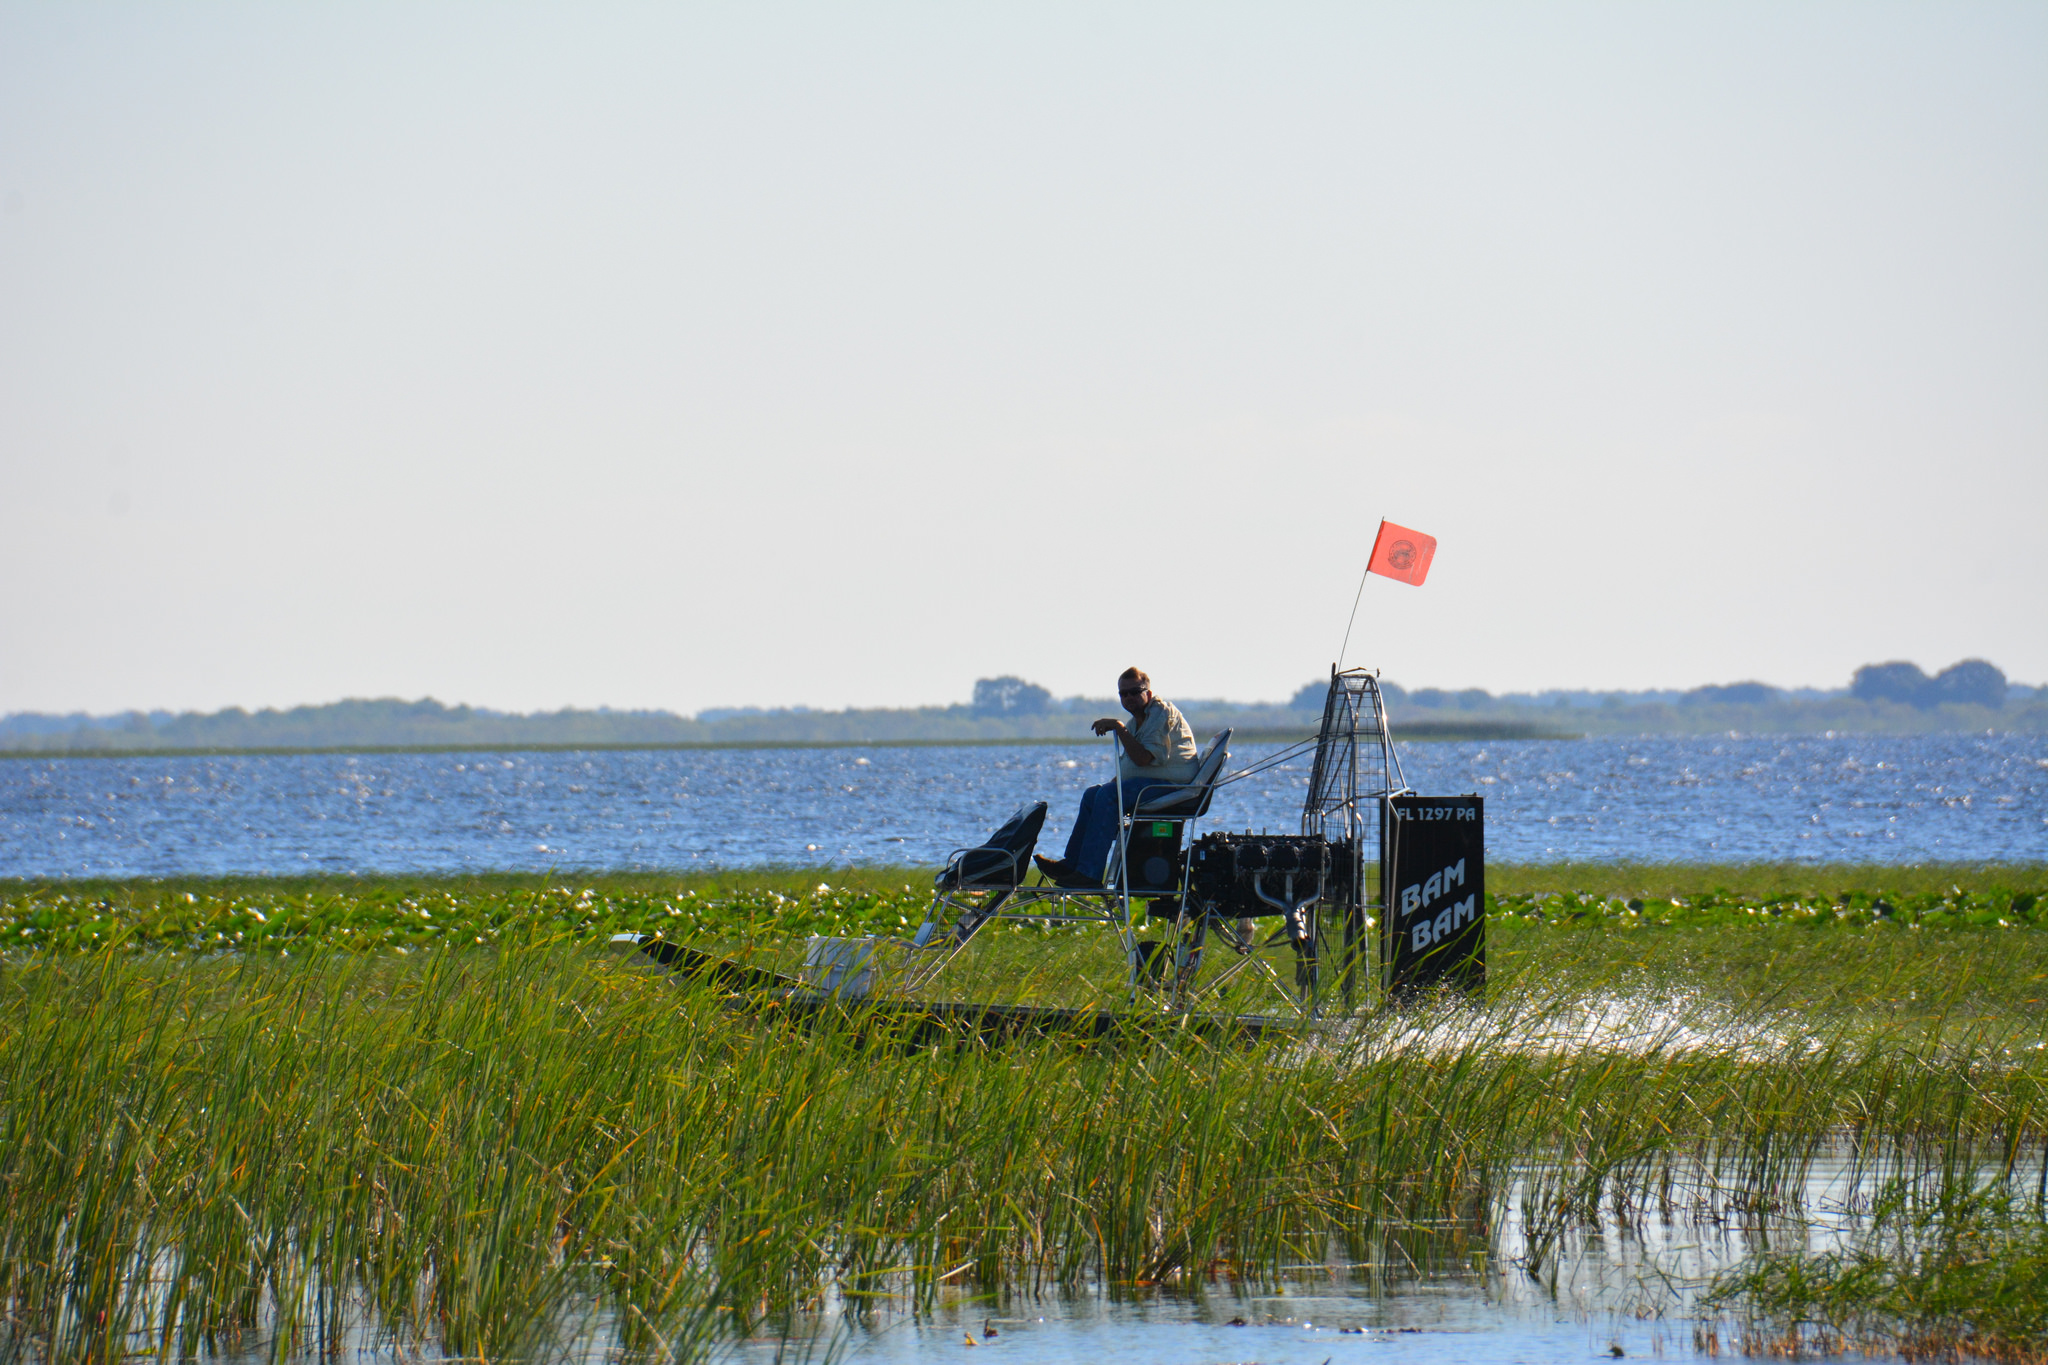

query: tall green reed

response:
[1,937,2041,1363]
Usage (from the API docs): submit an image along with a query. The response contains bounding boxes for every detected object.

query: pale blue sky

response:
[2,2,2043,714]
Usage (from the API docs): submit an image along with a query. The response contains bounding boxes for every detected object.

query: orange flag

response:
[1367,520,1437,587]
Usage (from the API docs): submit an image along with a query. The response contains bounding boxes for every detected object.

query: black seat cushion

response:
[936,801,1048,889]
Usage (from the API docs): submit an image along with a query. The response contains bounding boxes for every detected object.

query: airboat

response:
[616,667,1484,1038]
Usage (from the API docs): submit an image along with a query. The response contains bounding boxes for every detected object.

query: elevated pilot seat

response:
[1105,728,1233,899]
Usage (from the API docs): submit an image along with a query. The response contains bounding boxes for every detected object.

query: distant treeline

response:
[3,659,2040,755]
[1362,658,2043,736]
[0,695,1548,754]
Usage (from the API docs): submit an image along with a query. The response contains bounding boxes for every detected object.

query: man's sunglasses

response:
[1118,687,1147,697]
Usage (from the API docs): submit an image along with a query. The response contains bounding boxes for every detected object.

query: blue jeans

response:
[1062,775,1187,881]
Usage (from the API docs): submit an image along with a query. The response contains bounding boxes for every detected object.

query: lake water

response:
[724,1152,1930,1365]
[744,1293,1716,1365]
[2,733,2041,879]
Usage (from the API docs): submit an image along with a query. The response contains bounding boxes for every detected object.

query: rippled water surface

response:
[2,733,2042,878]
[733,1149,1929,1365]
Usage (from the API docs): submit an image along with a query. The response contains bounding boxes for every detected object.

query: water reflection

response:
[742,1154,1929,1365]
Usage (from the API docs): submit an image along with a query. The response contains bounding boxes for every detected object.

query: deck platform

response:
[610,935,1301,1046]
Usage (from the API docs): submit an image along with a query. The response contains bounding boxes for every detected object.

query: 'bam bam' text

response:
[1400,858,1476,950]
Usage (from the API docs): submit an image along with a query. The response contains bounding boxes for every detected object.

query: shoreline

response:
[0,722,1572,759]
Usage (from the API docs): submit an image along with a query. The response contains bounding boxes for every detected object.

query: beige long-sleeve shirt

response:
[1118,698,1200,783]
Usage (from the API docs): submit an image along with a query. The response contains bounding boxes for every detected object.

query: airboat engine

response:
[1186,831,1354,995]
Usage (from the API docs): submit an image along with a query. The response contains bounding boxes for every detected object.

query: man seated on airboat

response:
[1032,666,1200,889]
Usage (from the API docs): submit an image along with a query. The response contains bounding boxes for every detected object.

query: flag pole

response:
[1336,561,1371,673]
[1340,518,1392,672]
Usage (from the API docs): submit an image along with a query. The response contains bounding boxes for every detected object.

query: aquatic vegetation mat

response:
[1,865,2042,956]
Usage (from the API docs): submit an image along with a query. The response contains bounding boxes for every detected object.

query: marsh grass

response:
[1704,1176,2048,1362]
[3,867,2045,1361]
[4,911,2047,1363]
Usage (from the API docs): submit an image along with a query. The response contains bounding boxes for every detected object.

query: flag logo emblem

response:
[1367,520,1437,587]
